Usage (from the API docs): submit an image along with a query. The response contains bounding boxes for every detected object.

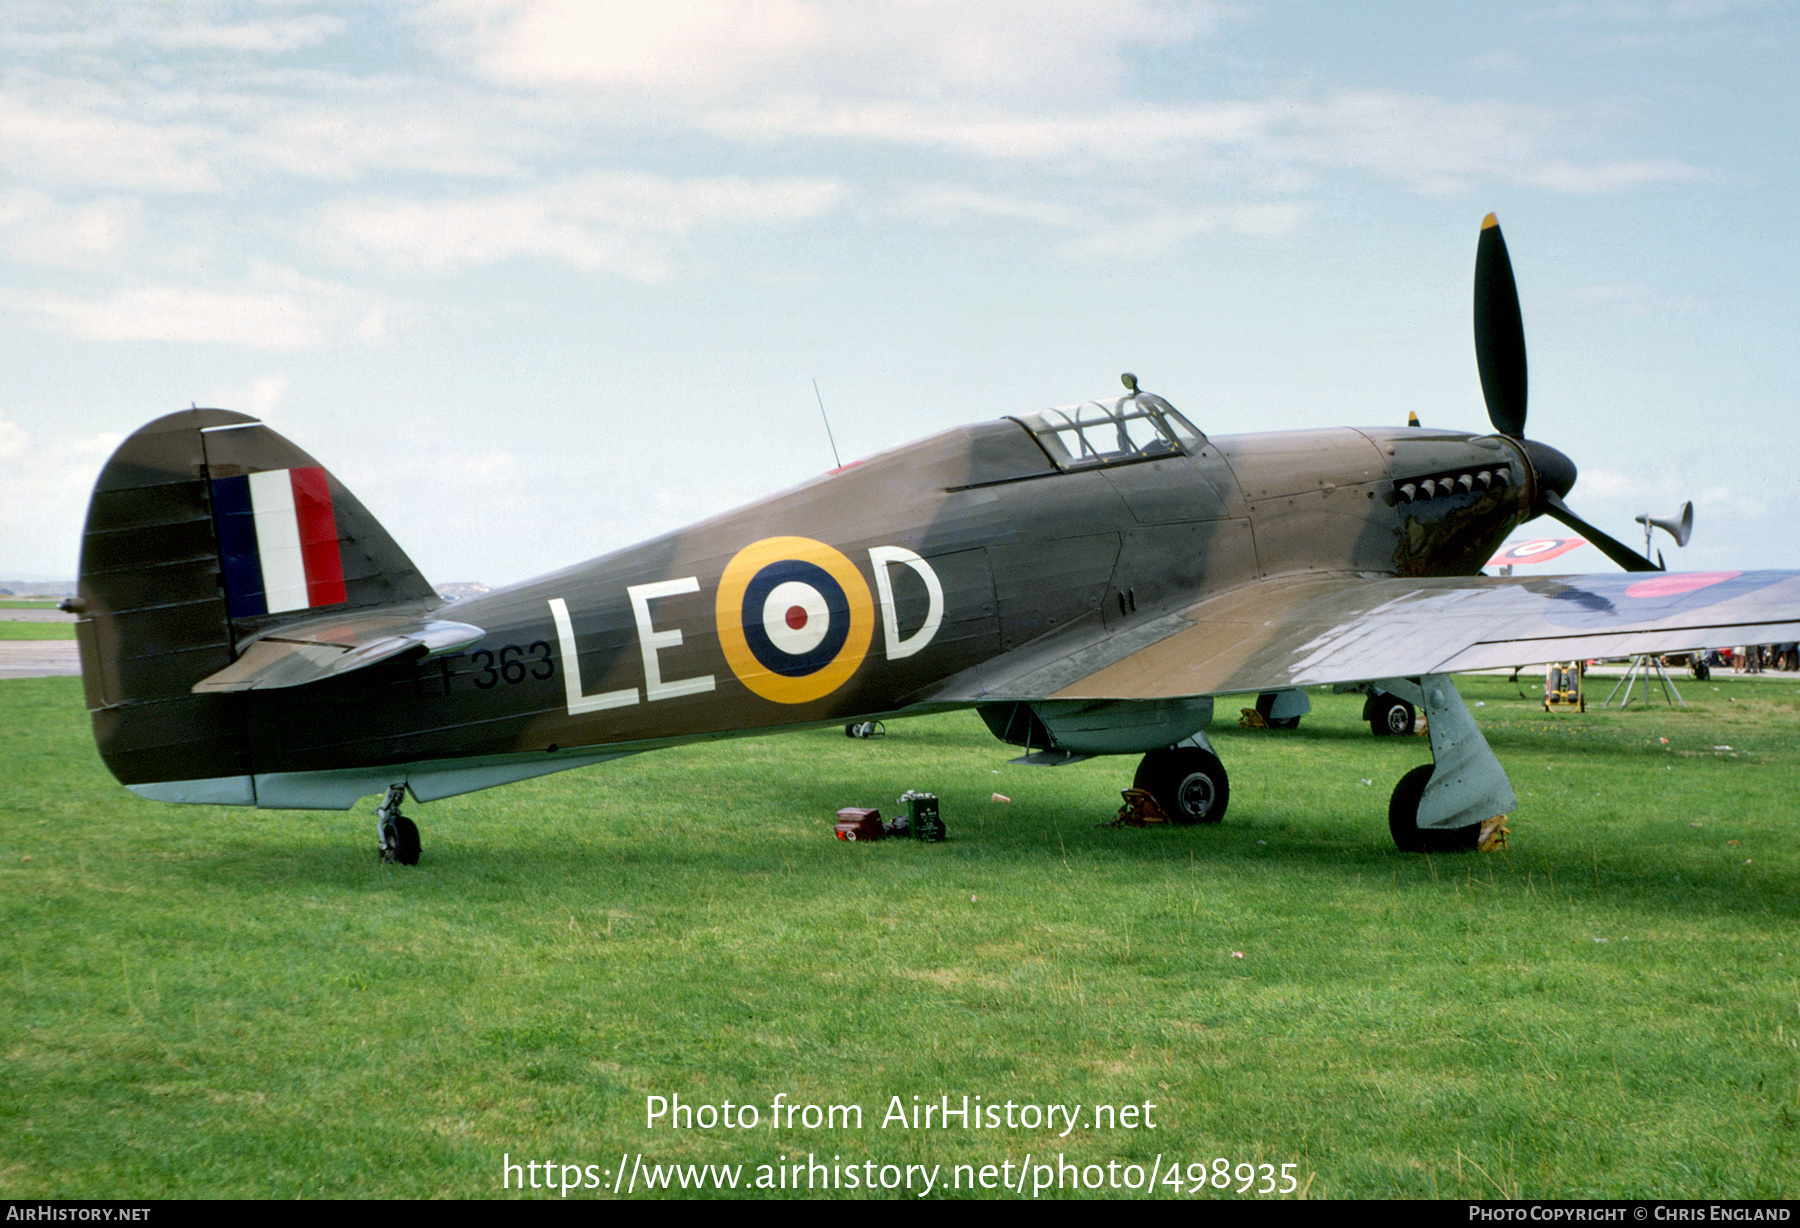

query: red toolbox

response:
[834,808,884,841]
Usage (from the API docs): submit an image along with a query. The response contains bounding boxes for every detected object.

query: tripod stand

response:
[1602,655,1686,708]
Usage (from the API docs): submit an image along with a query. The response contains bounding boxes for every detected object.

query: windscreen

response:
[1010,393,1205,471]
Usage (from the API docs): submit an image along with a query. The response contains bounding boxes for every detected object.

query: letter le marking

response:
[548,597,638,714]
[628,577,715,701]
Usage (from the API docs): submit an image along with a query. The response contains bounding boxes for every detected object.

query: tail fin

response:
[72,409,436,794]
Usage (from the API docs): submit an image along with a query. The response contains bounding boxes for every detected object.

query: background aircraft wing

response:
[956,570,1800,701]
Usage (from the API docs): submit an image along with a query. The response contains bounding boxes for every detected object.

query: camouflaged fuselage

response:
[73,409,1540,804]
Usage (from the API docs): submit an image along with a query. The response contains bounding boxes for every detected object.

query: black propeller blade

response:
[1542,492,1661,573]
[1474,213,1528,438]
[1474,213,1662,571]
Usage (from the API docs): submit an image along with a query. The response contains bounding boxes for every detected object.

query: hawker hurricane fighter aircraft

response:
[67,216,1800,859]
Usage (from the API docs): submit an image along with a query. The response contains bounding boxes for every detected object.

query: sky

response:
[2,0,1795,585]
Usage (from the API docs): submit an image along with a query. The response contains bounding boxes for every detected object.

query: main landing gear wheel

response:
[1134,748,1230,825]
[377,784,421,866]
[1370,693,1416,737]
[1386,765,1479,853]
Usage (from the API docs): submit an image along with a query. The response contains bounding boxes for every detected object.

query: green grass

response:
[0,621,75,639]
[3,675,1798,1199]
[0,600,61,609]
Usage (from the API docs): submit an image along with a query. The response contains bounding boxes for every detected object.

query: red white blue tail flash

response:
[212,467,348,617]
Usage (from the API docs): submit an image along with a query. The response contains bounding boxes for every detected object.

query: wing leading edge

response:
[951,570,1800,702]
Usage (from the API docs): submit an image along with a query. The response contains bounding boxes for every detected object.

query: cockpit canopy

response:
[1011,393,1206,472]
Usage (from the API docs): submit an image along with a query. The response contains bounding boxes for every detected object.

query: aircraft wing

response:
[962,569,1800,701]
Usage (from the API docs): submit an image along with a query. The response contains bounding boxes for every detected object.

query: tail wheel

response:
[1387,764,1479,853]
[378,783,422,866]
[1370,694,1416,737]
[392,816,421,866]
[1134,748,1230,825]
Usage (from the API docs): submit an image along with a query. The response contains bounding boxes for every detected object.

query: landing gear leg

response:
[1378,675,1513,853]
[1133,734,1230,825]
[376,783,420,866]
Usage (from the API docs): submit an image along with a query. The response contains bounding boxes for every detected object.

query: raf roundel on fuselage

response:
[715,536,876,705]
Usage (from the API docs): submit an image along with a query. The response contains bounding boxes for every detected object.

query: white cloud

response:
[3,265,387,350]
[446,450,522,485]
[319,172,845,278]
[1464,48,1529,75]
[1578,466,1771,529]
[0,6,347,54]
[0,416,26,461]
[0,92,222,193]
[1574,284,1659,315]
[1203,92,1702,197]
[1547,1,1778,23]
[1524,158,1701,193]
[891,185,1080,228]
[1571,283,1707,316]
[333,442,535,575]
[136,13,347,53]
[435,0,1214,107]
[703,91,1702,198]
[700,98,1266,164]
[229,81,547,183]
[0,66,544,197]
[1578,466,1653,500]
[1061,203,1307,260]
[1691,485,1769,522]
[417,6,1703,202]
[0,189,138,267]
[0,413,123,577]
[204,376,293,418]
[468,0,826,93]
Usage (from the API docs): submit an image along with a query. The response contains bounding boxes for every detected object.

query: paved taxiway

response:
[0,606,79,677]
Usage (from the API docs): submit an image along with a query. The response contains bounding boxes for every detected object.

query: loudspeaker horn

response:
[1634,501,1693,549]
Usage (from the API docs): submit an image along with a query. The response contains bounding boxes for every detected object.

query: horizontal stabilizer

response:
[192,614,484,693]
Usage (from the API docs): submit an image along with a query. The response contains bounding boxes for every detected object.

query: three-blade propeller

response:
[1473,213,1661,572]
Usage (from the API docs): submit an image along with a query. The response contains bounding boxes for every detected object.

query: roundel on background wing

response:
[1488,537,1585,567]
[716,537,874,704]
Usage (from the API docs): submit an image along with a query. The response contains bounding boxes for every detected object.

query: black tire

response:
[392,815,421,866]
[1134,748,1229,825]
[1387,764,1432,851]
[1370,694,1416,737]
[1387,764,1480,853]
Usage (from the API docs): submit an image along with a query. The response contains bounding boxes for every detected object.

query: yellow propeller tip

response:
[1481,212,1500,229]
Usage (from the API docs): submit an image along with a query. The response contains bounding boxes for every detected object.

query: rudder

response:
[71,409,437,796]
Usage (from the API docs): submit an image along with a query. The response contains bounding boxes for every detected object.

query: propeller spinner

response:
[1473,214,1659,573]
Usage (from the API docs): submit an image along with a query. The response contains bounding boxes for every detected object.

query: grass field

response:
[3,674,1797,1199]
[0,621,75,639]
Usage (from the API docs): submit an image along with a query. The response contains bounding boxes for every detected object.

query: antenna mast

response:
[812,378,843,470]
